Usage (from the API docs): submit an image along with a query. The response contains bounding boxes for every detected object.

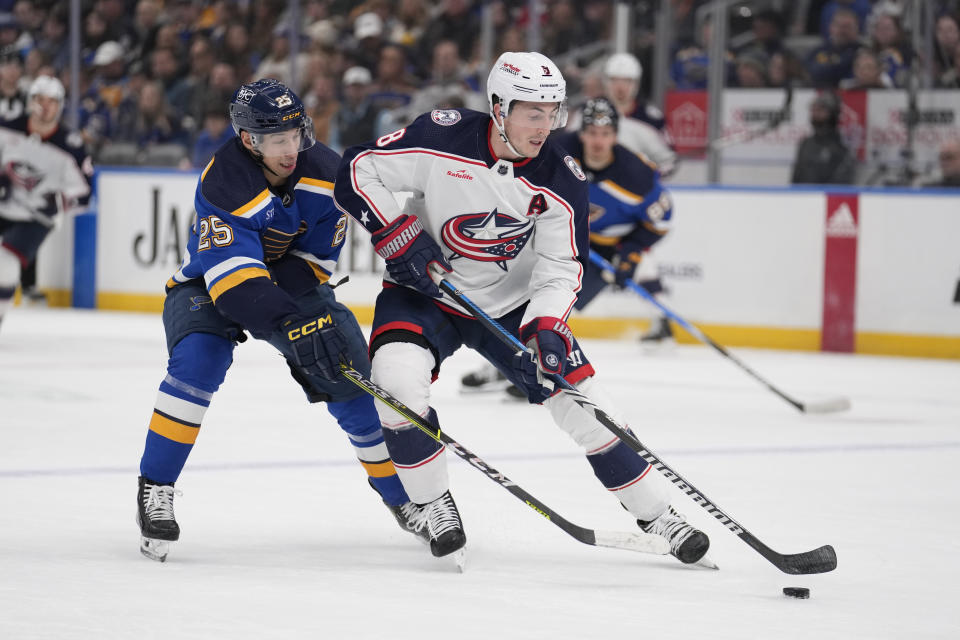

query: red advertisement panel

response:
[664,90,708,157]
[821,194,859,352]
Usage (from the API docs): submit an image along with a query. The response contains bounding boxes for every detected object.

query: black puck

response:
[783,587,810,599]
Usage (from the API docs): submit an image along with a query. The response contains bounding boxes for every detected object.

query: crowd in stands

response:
[0,0,958,171]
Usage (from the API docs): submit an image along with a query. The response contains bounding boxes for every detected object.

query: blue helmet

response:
[229,78,315,153]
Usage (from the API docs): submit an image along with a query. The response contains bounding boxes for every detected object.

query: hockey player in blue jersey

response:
[0,76,92,331]
[135,79,426,562]
[556,97,674,322]
[334,52,710,566]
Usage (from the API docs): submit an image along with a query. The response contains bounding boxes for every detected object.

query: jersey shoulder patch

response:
[564,154,586,181]
[430,109,462,126]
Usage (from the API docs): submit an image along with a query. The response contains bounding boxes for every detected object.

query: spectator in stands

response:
[417,0,479,68]
[0,44,25,120]
[219,22,259,84]
[330,65,380,153]
[791,91,857,184]
[303,72,339,147]
[923,140,960,187]
[89,40,128,112]
[169,35,217,127]
[350,11,386,73]
[937,41,960,88]
[839,48,893,89]
[94,0,137,53]
[806,7,862,88]
[818,0,872,39]
[129,0,163,70]
[670,18,734,90]
[34,5,68,71]
[541,0,589,57]
[933,14,960,81]
[405,39,485,119]
[254,25,310,92]
[767,49,808,88]
[207,61,237,105]
[868,10,911,87]
[149,46,187,108]
[81,8,109,62]
[386,0,429,49]
[368,43,417,134]
[190,98,233,168]
[113,79,189,150]
[734,51,769,88]
[736,9,786,60]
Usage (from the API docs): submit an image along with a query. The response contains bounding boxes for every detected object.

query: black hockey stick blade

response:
[435,277,838,575]
[338,364,669,556]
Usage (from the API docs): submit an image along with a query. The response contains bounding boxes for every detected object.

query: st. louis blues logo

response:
[441,208,534,271]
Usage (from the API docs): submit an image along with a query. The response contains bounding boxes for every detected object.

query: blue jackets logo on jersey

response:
[431,109,461,126]
[441,208,534,271]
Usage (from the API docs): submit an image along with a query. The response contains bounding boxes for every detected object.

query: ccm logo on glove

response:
[286,314,334,340]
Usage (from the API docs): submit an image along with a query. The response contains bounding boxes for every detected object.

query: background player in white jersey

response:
[0,75,92,331]
[334,52,710,565]
[134,79,425,562]
[462,96,676,395]
[568,52,678,179]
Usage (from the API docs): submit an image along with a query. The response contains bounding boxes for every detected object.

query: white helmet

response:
[28,75,65,119]
[604,52,642,82]
[487,51,568,156]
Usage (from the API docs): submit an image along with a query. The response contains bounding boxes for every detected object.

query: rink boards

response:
[32,169,960,359]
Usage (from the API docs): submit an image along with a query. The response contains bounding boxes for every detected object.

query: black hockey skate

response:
[640,316,674,344]
[136,476,181,562]
[638,506,711,565]
[369,479,431,545]
[421,491,466,559]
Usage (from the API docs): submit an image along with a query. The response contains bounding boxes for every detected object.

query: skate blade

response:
[452,548,466,573]
[140,536,171,562]
[693,553,719,570]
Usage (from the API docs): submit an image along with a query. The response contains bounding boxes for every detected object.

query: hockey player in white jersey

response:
[0,75,92,331]
[334,51,710,566]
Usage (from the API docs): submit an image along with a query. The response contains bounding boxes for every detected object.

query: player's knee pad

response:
[0,245,22,291]
[370,341,435,429]
[167,332,234,393]
[544,375,629,452]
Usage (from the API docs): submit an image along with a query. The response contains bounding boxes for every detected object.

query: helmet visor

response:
[248,117,316,156]
[506,99,568,130]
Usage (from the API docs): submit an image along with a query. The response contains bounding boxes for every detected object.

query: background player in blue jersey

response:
[559,97,675,340]
[0,75,92,331]
[135,79,425,562]
[462,97,676,395]
[334,52,710,567]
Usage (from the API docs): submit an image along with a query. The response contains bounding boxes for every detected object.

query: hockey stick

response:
[434,276,837,575]
[338,363,670,556]
[589,251,850,414]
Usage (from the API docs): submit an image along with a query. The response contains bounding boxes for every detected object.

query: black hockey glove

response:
[275,313,348,381]
[372,214,452,298]
[610,243,644,288]
[511,317,574,404]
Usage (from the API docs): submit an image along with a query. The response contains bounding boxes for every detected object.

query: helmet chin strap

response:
[493,107,527,159]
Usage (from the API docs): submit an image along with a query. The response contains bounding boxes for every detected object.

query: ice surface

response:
[1,307,958,639]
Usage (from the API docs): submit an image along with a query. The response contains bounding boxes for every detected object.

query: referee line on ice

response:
[3,440,960,479]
